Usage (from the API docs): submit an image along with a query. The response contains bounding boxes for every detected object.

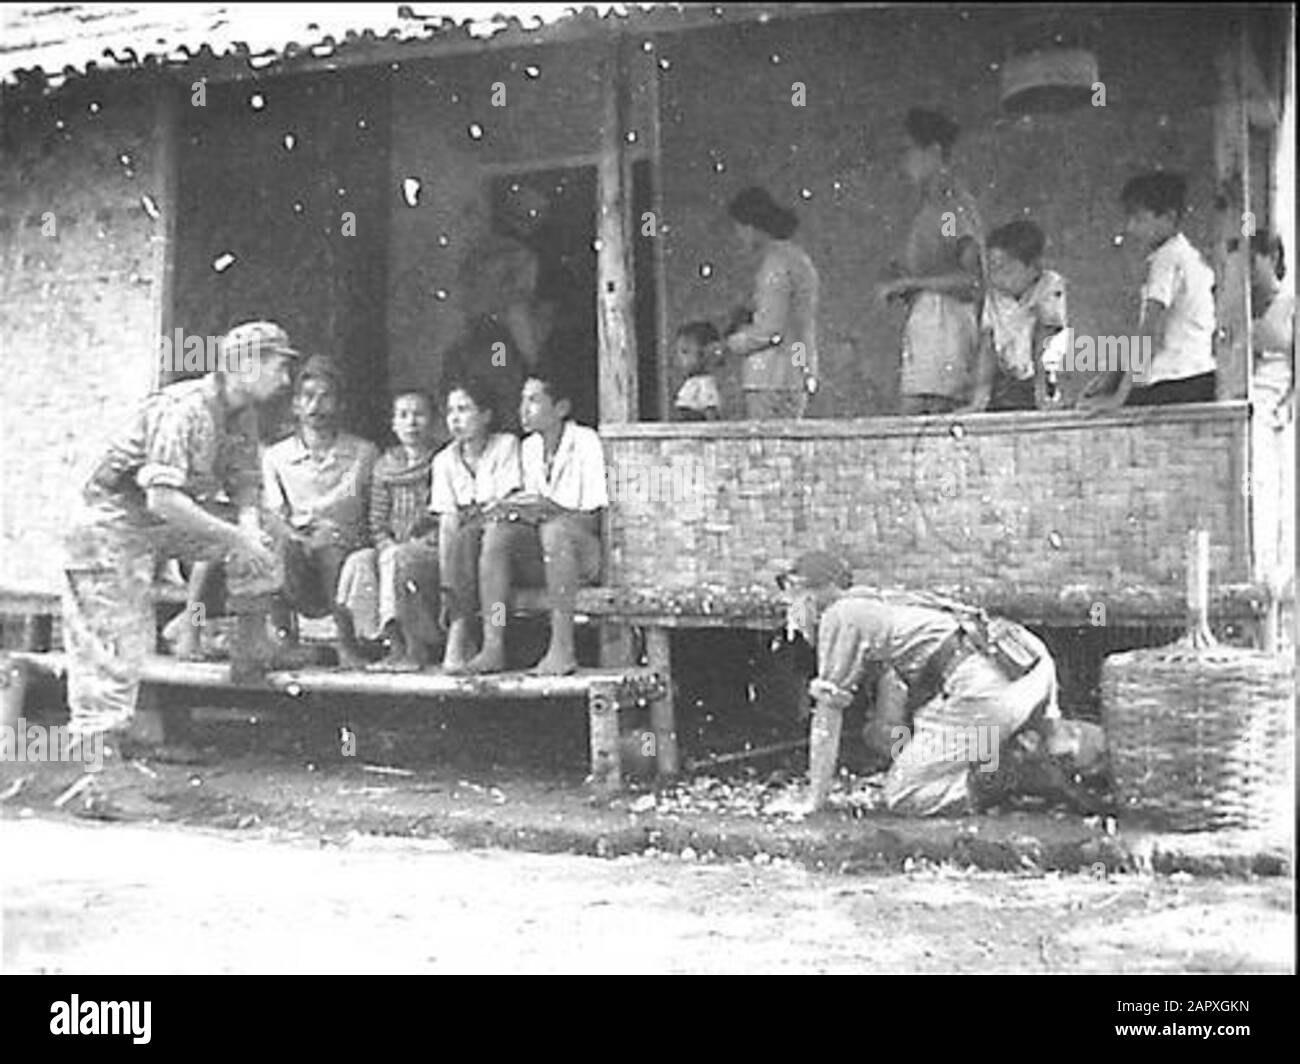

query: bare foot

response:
[173,632,204,662]
[529,651,577,676]
[461,650,508,675]
[336,647,369,671]
[367,654,420,672]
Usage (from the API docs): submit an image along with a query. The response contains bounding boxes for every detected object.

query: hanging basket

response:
[1101,530,1294,832]
[1101,643,1293,832]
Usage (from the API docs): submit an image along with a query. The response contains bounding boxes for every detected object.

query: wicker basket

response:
[1102,643,1293,832]
[1101,530,1295,832]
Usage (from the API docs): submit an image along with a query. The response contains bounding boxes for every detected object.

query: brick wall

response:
[600,406,1251,595]
[0,77,164,595]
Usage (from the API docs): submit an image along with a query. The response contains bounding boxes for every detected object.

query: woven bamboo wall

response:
[0,78,163,596]
[600,406,1251,594]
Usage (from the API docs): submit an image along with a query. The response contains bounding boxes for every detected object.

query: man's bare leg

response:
[441,616,476,671]
[805,698,845,812]
[531,520,579,676]
[332,606,368,670]
[460,523,512,674]
[174,560,214,660]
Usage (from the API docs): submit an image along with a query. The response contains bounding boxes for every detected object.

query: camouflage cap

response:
[775,550,853,591]
[220,321,303,363]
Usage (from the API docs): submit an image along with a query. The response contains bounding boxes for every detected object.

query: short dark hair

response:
[1251,231,1286,281]
[728,186,798,240]
[295,354,343,397]
[988,219,1046,266]
[443,377,499,423]
[392,388,435,413]
[905,108,960,156]
[528,373,573,409]
[1120,172,1187,218]
[676,321,721,348]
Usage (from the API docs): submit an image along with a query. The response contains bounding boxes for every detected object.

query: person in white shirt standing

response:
[455,374,608,675]
[1080,172,1217,410]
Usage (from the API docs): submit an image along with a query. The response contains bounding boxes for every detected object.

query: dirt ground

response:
[3,818,1292,974]
[2,684,1294,973]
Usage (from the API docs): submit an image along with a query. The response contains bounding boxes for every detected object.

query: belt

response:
[906,628,979,712]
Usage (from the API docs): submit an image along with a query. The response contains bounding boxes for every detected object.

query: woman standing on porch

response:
[722,186,820,419]
[877,108,985,415]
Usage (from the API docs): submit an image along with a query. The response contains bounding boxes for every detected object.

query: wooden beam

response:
[149,75,181,390]
[1213,19,1253,403]
[645,41,671,422]
[596,34,637,426]
[644,627,678,776]
[8,651,663,700]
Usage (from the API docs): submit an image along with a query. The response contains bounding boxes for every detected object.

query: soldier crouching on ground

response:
[63,322,304,817]
[774,551,1108,817]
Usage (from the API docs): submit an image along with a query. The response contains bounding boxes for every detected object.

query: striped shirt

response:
[369,446,436,545]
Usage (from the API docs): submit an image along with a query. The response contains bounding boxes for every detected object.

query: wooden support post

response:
[20,614,51,652]
[598,622,635,668]
[0,653,30,730]
[132,685,168,746]
[587,680,622,794]
[644,40,671,422]
[596,34,638,426]
[149,76,181,391]
[1213,21,1253,402]
[644,626,679,777]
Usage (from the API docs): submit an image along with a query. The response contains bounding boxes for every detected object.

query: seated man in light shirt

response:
[261,355,379,667]
[455,374,607,676]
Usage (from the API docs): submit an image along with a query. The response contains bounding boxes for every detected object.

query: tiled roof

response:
[0,2,644,87]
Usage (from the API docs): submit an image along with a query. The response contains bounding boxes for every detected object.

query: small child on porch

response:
[963,219,1069,412]
[672,321,723,421]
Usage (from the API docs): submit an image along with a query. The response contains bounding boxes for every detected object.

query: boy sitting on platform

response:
[962,219,1068,412]
[452,374,607,676]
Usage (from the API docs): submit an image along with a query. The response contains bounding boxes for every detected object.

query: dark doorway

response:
[487,166,598,426]
[487,159,660,427]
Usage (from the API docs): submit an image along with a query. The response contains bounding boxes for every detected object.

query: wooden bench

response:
[4,648,665,794]
[0,582,694,782]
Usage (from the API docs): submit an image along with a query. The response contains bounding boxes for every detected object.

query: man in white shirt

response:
[457,375,607,675]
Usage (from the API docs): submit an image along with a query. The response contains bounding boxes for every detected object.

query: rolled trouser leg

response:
[62,535,155,753]
[807,698,845,811]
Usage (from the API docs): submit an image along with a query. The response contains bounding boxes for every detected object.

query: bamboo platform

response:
[7,650,668,793]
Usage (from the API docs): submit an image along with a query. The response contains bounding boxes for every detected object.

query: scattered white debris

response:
[362,764,415,778]
[52,775,95,809]
[0,775,30,802]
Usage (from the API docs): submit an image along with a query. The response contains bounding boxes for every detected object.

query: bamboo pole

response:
[596,33,637,425]
[1213,20,1253,402]
[1183,529,1215,648]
